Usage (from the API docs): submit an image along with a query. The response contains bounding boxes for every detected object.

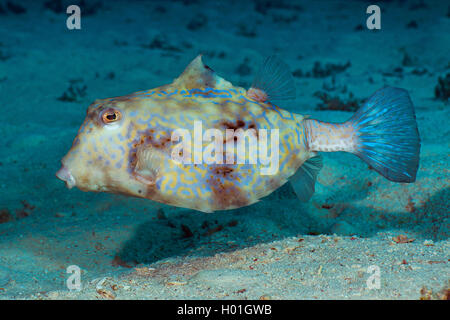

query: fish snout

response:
[56,165,76,189]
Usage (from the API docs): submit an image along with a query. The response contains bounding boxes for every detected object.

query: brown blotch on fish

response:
[267,177,283,191]
[207,177,248,210]
[86,108,102,128]
[212,166,234,178]
[130,129,172,162]
[220,119,246,130]
[248,122,259,138]
[145,182,158,199]
[150,135,172,149]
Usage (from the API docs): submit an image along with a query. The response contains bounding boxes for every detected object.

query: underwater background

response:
[0,0,448,299]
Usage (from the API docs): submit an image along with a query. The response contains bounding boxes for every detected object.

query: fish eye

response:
[101,108,122,124]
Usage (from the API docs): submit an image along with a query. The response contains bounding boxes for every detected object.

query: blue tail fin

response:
[350,87,420,183]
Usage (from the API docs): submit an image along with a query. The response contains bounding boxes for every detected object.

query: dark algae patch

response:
[313,90,360,112]
[57,79,88,102]
[6,1,26,14]
[293,61,351,78]
[187,14,208,31]
[44,0,102,15]
[434,73,450,102]
[0,209,13,224]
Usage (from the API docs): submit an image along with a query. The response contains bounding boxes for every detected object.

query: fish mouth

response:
[56,165,76,189]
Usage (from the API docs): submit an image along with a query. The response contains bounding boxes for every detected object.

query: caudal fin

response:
[351,87,420,182]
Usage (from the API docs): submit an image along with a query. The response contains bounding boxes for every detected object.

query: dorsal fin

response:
[248,55,296,102]
[171,55,233,91]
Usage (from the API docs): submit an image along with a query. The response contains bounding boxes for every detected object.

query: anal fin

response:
[289,155,323,202]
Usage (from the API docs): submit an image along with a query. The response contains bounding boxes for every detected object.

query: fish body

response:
[57,55,420,212]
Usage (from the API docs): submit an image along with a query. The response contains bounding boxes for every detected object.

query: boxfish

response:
[56,55,420,212]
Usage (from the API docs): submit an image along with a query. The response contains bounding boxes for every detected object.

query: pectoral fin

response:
[133,145,165,185]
